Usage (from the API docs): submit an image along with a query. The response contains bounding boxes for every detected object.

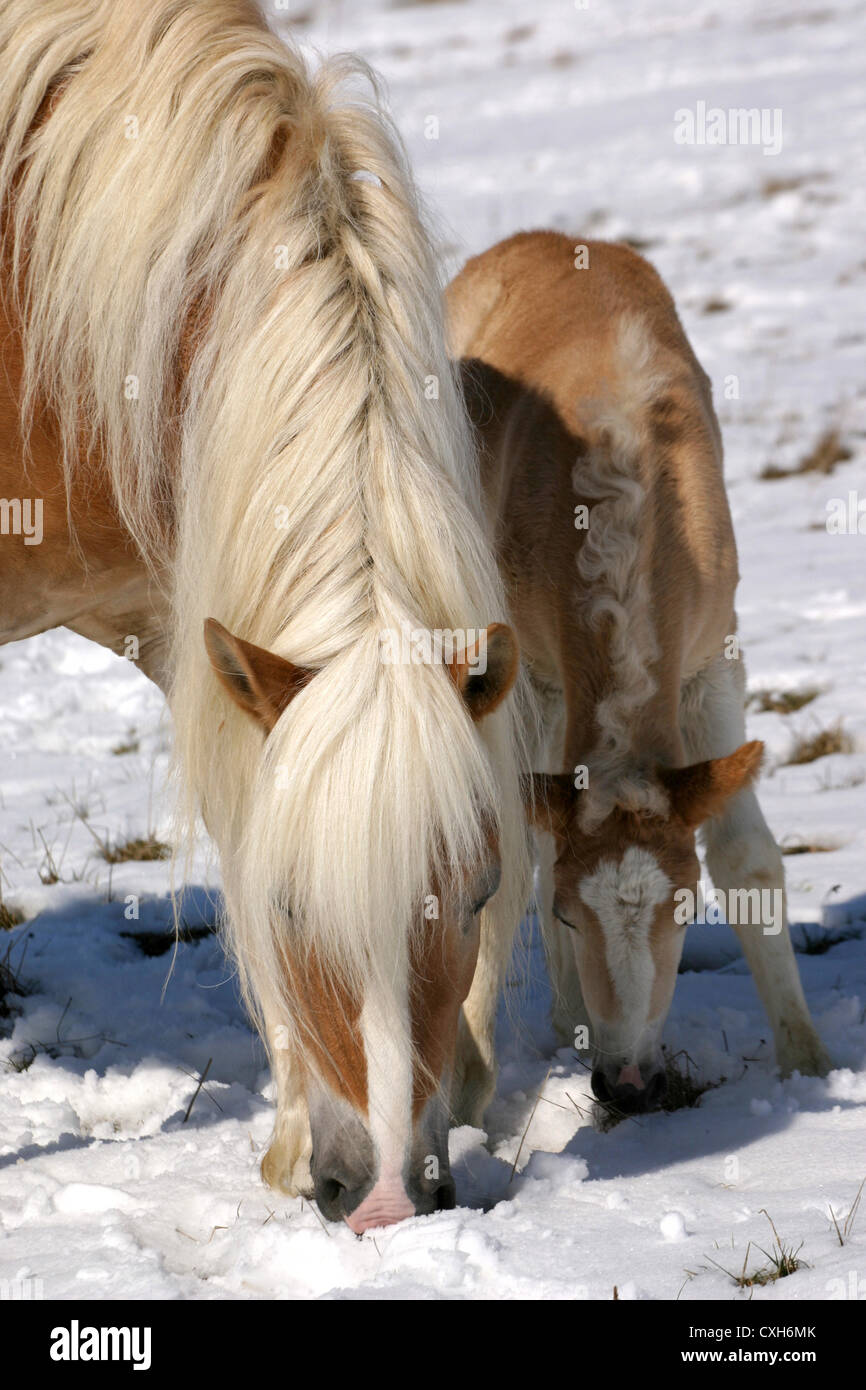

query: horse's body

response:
[447,231,828,1106]
[0,0,531,1227]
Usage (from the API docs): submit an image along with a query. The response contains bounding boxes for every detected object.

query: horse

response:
[446,230,829,1114]
[0,0,532,1230]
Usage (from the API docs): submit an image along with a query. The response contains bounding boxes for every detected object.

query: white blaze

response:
[579,847,672,1027]
[346,987,414,1231]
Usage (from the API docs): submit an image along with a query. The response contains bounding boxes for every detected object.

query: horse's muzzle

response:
[591,1065,667,1114]
[314,1170,456,1230]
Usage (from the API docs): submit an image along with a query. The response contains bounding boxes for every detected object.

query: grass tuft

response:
[785,723,853,765]
[748,685,820,715]
[0,901,25,931]
[708,1212,807,1288]
[111,738,140,756]
[761,428,852,480]
[780,837,838,855]
[592,1050,718,1131]
[100,836,171,864]
[0,939,28,1020]
[829,1177,865,1246]
[660,1050,719,1113]
[795,925,862,956]
[121,919,216,959]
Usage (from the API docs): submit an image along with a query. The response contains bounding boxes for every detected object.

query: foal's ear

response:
[447,622,519,721]
[204,618,314,734]
[659,740,764,829]
[522,773,577,837]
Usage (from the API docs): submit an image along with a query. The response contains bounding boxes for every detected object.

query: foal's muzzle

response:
[591,1066,667,1114]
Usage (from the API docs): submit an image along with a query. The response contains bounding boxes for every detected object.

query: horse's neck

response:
[471,379,689,779]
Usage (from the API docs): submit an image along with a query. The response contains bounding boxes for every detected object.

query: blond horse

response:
[448,231,828,1112]
[0,0,531,1228]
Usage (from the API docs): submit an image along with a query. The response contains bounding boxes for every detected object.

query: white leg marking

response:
[680,654,829,1076]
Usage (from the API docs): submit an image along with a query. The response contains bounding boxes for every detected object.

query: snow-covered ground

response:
[1,0,865,1300]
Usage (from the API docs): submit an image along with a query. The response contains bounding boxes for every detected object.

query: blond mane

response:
[0,0,529,1059]
[575,317,671,831]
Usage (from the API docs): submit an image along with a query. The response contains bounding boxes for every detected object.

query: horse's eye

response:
[554,905,578,931]
[471,893,491,916]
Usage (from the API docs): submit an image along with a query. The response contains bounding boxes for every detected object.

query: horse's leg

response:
[536,825,588,1049]
[260,1028,313,1196]
[529,679,588,1048]
[452,896,519,1126]
[680,651,830,1076]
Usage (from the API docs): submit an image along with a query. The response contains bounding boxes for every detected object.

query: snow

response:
[1,0,865,1300]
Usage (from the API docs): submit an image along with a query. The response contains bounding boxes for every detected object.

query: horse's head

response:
[204,618,519,1229]
[528,742,764,1113]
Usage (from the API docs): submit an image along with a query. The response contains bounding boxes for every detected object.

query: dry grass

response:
[619,233,659,252]
[816,765,866,792]
[702,297,731,314]
[593,1049,717,1131]
[780,837,838,855]
[100,835,171,864]
[748,685,820,715]
[0,901,25,930]
[795,925,861,956]
[0,939,27,1020]
[660,1050,719,1113]
[761,428,852,480]
[708,1212,807,1289]
[829,1178,865,1246]
[504,23,534,42]
[761,172,829,199]
[121,919,216,959]
[785,723,853,765]
[111,737,140,756]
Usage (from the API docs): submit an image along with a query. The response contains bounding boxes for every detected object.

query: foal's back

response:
[448,230,710,431]
[447,231,738,722]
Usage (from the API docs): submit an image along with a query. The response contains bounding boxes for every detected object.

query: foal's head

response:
[529,742,763,1114]
[204,618,519,1229]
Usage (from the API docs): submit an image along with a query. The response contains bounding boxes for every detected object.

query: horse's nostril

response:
[315,1175,346,1219]
[646,1070,667,1106]
[591,1068,612,1103]
[435,1180,456,1212]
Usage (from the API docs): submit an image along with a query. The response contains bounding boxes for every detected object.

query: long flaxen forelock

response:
[0,0,530,1069]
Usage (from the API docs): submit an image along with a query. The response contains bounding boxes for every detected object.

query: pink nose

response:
[344,1179,415,1234]
[615,1064,645,1090]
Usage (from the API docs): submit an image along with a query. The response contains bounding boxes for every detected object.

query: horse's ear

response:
[204,618,314,734]
[522,773,577,836]
[447,622,519,721]
[658,740,764,829]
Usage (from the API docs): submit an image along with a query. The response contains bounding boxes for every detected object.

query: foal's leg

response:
[536,826,589,1049]
[531,683,589,1050]
[680,652,830,1076]
[259,1025,313,1197]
